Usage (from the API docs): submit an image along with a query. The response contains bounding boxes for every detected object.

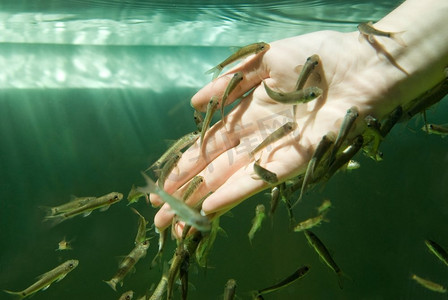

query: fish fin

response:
[217,227,228,238]
[294,64,304,74]
[42,284,51,291]
[390,31,406,47]
[205,65,222,80]
[82,211,92,217]
[104,279,117,291]
[4,290,25,299]
[56,274,67,282]
[139,172,159,195]
[69,195,79,201]
[100,205,110,212]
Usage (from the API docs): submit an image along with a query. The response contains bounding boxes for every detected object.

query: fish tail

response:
[337,273,344,289]
[139,172,159,195]
[205,65,222,80]
[38,205,55,217]
[103,279,117,291]
[43,214,65,227]
[3,290,25,299]
[390,31,406,47]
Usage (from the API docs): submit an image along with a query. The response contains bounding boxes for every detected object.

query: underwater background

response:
[0,0,447,299]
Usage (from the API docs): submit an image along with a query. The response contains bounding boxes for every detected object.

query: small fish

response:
[325,135,364,181]
[293,214,328,232]
[182,176,204,202]
[221,72,244,124]
[127,184,147,206]
[253,159,278,184]
[345,160,360,171]
[380,105,402,137]
[179,251,190,300]
[151,228,168,269]
[193,109,204,132]
[357,21,406,47]
[56,237,73,251]
[298,132,335,203]
[119,290,134,300]
[330,106,359,164]
[249,122,298,158]
[294,54,320,91]
[254,265,310,297]
[223,279,237,300]
[248,204,266,244]
[45,195,95,216]
[206,42,270,79]
[200,96,220,146]
[4,259,78,299]
[263,81,322,104]
[269,186,281,217]
[196,218,223,268]
[422,124,448,137]
[316,199,332,214]
[146,131,200,173]
[44,192,123,225]
[425,239,448,267]
[362,115,384,161]
[105,240,150,291]
[304,230,343,289]
[139,173,211,232]
[131,208,149,245]
[158,152,181,189]
[411,274,447,293]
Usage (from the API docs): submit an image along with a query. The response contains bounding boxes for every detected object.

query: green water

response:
[1,86,447,299]
[1,0,448,299]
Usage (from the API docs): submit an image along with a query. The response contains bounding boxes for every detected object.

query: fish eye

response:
[69,263,74,268]
[114,195,119,199]
[310,92,316,98]
[126,296,131,300]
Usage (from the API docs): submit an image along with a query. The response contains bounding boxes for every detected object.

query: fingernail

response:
[200,209,207,216]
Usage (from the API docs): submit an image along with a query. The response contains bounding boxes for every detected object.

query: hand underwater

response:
[149,0,448,237]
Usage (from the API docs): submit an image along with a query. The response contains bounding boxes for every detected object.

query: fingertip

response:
[153,203,175,230]
[149,193,163,207]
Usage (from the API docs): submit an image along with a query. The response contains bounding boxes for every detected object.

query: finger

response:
[191,52,269,111]
[153,142,251,230]
[149,93,257,207]
[201,144,308,216]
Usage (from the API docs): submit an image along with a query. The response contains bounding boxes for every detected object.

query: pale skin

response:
[150,0,448,235]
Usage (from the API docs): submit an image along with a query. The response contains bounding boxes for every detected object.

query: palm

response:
[151,30,372,231]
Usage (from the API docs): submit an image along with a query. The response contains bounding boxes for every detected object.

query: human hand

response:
[149,29,391,233]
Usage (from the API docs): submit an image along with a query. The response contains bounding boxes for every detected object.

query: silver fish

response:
[298,132,335,203]
[263,81,322,104]
[253,159,278,184]
[295,54,320,91]
[146,131,199,172]
[329,106,359,164]
[249,122,298,158]
[44,192,123,225]
[139,173,211,232]
[412,274,446,293]
[200,96,219,146]
[304,230,343,289]
[105,240,150,291]
[4,260,78,299]
[206,42,269,80]
[358,21,406,47]
[221,72,244,124]
[254,265,310,297]
[119,290,134,300]
[224,279,237,300]
[248,204,266,244]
